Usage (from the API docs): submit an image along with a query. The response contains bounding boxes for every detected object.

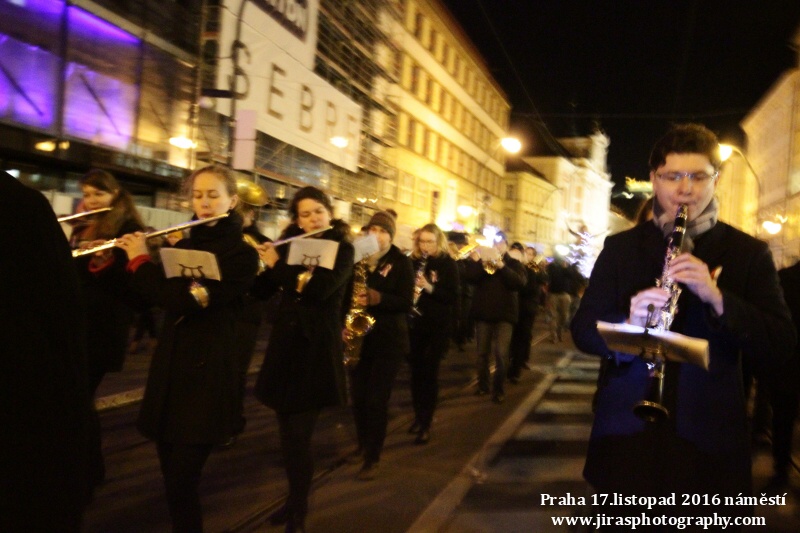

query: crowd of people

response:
[5,123,800,532]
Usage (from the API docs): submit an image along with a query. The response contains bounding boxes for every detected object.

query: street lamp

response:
[473,136,522,231]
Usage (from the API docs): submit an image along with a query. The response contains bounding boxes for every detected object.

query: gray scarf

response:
[652,196,719,251]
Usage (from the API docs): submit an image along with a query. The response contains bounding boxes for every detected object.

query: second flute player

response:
[571,124,795,530]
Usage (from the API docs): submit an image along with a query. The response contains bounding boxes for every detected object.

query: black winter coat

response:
[131,212,259,445]
[360,245,415,358]
[465,253,526,324]
[571,221,795,499]
[75,218,145,374]
[411,252,460,334]
[1,173,92,529]
[252,221,354,413]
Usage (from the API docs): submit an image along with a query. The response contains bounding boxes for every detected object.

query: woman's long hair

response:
[411,223,448,260]
[80,169,144,239]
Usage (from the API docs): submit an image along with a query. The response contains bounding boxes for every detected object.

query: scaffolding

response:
[195,0,404,227]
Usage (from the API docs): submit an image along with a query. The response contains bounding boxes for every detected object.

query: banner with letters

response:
[217,0,363,172]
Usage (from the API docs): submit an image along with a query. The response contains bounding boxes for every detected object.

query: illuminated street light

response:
[169,136,197,149]
[500,137,522,154]
[330,136,349,148]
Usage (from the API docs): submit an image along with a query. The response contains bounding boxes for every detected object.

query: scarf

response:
[652,196,719,251]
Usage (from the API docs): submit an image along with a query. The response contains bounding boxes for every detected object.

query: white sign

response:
[218,1,362,172]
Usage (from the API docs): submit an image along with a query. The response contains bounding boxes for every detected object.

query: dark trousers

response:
[233,316,261,434]
[87,366,107,486]
[409,327,450,429]
[475,321,513,395]
[350,351,403,463]
[769,386,799,475]
[276,409,320,520]
[156,441,213,533]
[508,310,536,378]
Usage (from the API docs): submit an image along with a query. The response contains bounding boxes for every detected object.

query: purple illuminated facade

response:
[0,0,140,150]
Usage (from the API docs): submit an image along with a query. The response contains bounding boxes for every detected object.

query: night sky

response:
[439,0,800,188]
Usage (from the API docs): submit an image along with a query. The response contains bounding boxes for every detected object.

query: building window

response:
[422,128,431,158]
[428,29,437,53]
[415,178,430,210]
[506,184,515,200]
[399,172,414,205]
[406,117,417,149]
[410,63,421,96]
[425,77,434,105]
[413,11,424,40]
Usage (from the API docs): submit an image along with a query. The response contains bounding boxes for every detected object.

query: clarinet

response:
[410,253,428,317]
[633,203,688,423]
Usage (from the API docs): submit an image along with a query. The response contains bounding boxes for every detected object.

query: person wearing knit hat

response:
[366,211,396,240]
[348,210,414,481]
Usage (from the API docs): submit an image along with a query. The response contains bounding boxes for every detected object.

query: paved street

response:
[84,321,800,532]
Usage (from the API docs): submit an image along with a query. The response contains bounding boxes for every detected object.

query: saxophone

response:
[343,257,376,367]
[633,203,688,423]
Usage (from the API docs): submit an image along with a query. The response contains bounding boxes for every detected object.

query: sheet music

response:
[160,248,221,281]
[596,320,710,370]
[353,234,380,263]
[286,239,340,270]
[477,246,499,262]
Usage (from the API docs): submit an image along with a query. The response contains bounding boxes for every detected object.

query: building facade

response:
[520,132,613,256]
[388,0,512,235]
[0,0,202,208]
[740,58,800,267]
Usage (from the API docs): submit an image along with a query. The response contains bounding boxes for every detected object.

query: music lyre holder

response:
[596,320,710,422]
[595,321,709,369]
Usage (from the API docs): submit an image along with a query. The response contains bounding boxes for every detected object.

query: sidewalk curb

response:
[407,351,576,533]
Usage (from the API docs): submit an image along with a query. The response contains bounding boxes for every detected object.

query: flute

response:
[271,226,332,246]
[72,213,229,258]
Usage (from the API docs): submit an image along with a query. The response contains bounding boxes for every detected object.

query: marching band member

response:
[571,124,795,529]
[407,224,459,444]
[116,165,258,532]
[251,186,354,533]
[71,169,145,486]
[348,211,414,480]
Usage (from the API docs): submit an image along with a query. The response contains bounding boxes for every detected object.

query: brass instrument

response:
[243,232,268,274]
[236,178,270,207]
[72,213,229,258]
[483,259,498,275]
[633,203,688,423]
[343,257,376,367]
[57,207,112,223]
[455,243,478,260]
[410,253,428,317]
[236,178,270,272]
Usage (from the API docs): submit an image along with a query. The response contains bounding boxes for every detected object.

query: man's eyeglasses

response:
[655,171,718,184]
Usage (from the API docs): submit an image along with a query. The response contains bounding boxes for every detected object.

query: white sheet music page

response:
[595,321,710,370]
[287,239,340,270]
[159,248,221,281]
[353,234,380,263]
